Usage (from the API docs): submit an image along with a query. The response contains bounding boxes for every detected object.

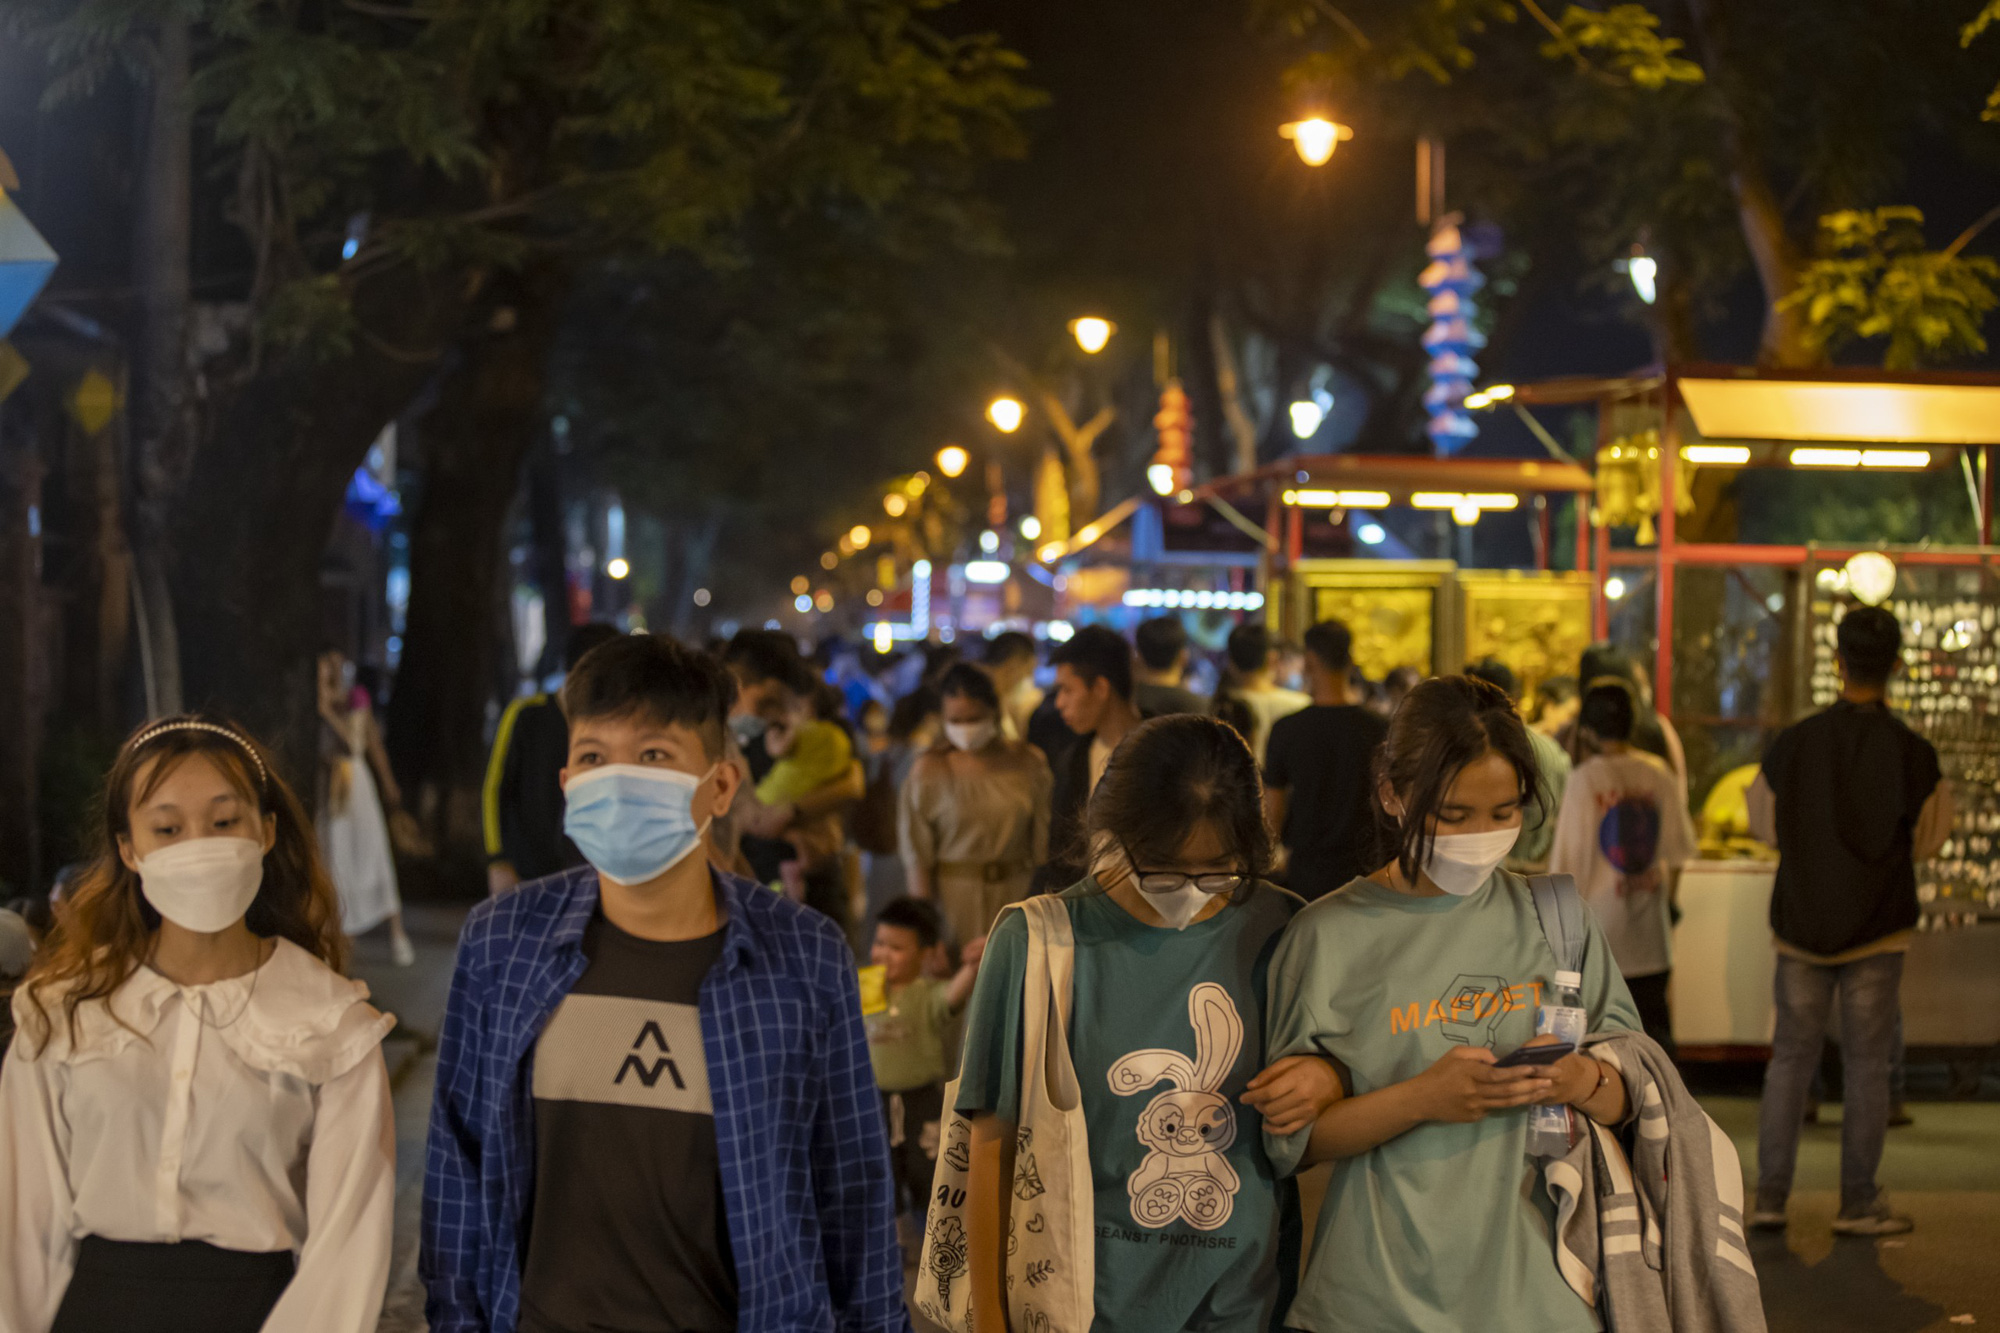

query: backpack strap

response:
[1528,873,1588,979]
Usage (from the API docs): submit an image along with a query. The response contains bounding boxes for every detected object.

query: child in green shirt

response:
[865,897,982,1228]
[1265,675,1642,1333]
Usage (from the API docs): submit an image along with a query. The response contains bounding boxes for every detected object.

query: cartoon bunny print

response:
[1106,981,1243,1231]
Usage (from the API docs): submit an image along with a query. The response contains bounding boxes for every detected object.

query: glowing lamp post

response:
[1280,117,1353,167]
[1068,317,1115,354]
[986,396,1025,433]
[935,444,969,478]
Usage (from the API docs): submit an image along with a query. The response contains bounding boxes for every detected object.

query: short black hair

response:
[722,629,811,694]
[1579,643,1640,696]
[1837,606,1902,686]
[1464,656,1518,701]
[1578,681,1636,742]
[561,633,735,760]
[1226,622,1272,674]
[1303,619,1355,674]
[1050,624,1133,701]
[984,631,1037,667]
[564,622,624,672]
[938,661,1001,712]
[1134,616,1188,672]
[876,896,942,950]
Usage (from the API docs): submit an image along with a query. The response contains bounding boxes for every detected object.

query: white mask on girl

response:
[944,720,998,752]
[1420,827,1519,896]
[137,837,266,933]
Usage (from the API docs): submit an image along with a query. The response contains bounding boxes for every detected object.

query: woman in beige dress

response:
[898,663,1053,945]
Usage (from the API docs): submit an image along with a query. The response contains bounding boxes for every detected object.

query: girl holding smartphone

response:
[1266,676,1641,1332]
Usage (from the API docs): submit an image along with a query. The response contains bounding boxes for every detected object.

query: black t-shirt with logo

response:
[1263,703,1391,902]
[520,915,735,1333]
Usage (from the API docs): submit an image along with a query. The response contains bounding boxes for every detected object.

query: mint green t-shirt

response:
[955,880,1303,1333]
[1265,869,1640,1333]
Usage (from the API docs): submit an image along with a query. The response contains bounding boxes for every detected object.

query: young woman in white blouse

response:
[0,715,396,1333]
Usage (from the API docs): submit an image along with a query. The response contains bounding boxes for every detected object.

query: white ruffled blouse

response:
[0,939,396,1333]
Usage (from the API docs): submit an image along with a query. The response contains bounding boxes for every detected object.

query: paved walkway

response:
[362,905,1999,1332]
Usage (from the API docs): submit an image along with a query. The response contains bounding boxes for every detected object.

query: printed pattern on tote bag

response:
[916,897,1094,1333]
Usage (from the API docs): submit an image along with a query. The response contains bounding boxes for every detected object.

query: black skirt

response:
[51,1235,295,1333]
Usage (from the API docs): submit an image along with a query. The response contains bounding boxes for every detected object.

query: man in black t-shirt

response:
[1748,607,1952,1239]
[1263,619,1390,901]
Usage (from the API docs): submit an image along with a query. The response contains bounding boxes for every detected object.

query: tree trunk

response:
[129,14,192,716]
[1681,0,1817,368]
[166,266,470,790]
[386,264,568,865]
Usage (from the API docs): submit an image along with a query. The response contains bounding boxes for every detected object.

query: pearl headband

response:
[128,720,269,787]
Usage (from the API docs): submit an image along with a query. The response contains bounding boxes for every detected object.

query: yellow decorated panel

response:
[1458,571,1594,701]
[1293,562,1454,680]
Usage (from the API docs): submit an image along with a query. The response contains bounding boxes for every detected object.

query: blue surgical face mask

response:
[563,763,717,886]
[728,714,767,746]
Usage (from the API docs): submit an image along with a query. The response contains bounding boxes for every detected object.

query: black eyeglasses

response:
[1119,840,1247,895]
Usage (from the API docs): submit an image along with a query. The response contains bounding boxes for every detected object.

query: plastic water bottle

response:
[1527,969,1586,1158]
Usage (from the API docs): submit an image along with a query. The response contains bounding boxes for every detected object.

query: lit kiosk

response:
[1184,451,1600,699]
[1514,365,2000,1058]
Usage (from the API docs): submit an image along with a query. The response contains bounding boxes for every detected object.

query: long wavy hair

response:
[21,714,347,1054]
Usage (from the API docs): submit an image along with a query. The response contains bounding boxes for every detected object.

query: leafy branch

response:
[1781,207,2000,369]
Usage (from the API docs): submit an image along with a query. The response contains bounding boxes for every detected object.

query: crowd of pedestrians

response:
[0,602,1952,1331]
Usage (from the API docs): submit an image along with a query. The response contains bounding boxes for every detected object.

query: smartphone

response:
[1492,1041,1576,1069]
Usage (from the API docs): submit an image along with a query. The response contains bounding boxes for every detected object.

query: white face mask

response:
[944,720,998,752]
[137,837,266,933]
[1421,826,1519,896]
[1094,840,1231,931]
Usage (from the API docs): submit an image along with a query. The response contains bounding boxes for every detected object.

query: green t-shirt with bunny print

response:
[954,878,1302,1333]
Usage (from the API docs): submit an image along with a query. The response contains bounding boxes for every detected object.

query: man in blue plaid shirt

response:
[420,634,909,1333]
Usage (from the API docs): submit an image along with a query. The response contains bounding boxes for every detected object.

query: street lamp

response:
[1617,244,1658,305]
[1280,117,1353,167]
[987,396,1025,433]
[1068,317,1115,354]
[883,492,908,517]
[1288,400,1325,439]
[848,524,872,549]
[935,444,969,478]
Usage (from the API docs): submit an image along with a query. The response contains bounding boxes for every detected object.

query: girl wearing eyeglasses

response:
[954,714,1339,1333]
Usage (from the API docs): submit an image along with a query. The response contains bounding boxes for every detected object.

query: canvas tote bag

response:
[916,894,1095,1333]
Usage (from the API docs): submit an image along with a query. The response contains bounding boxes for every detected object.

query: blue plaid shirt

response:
[419,866,910,1333]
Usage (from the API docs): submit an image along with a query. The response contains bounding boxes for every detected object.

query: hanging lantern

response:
[1417,218,1487,455]
[1593,429,1694,545]
[1151,380,1193,493]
